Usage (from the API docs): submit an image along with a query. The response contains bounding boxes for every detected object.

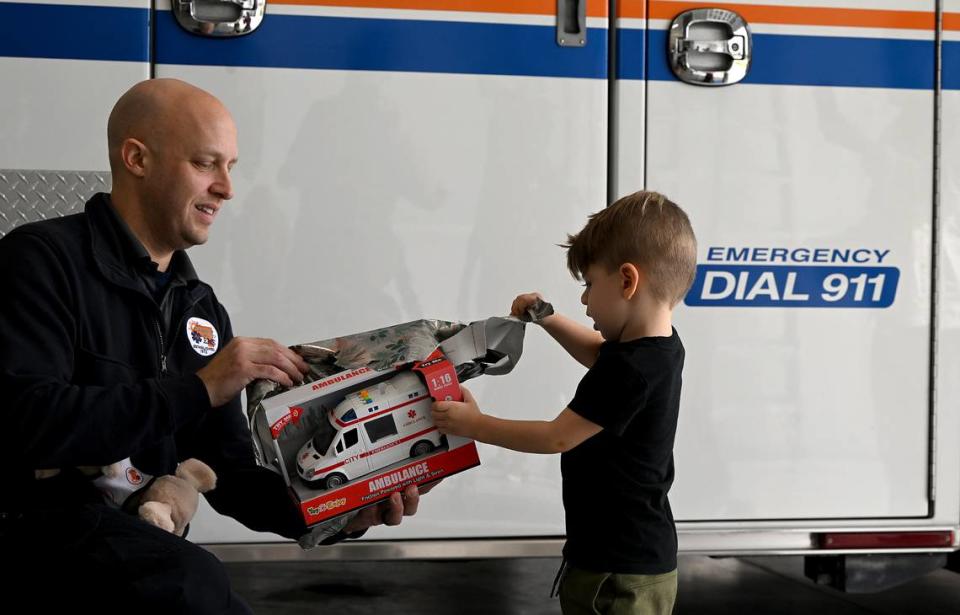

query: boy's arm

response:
[432,387,601,454]
[539,313,604,369]
[512,292,603,368]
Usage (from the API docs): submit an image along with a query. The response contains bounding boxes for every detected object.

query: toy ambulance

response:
[295,371,444,490]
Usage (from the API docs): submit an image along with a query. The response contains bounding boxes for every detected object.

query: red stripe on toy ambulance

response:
[306,426,440,476]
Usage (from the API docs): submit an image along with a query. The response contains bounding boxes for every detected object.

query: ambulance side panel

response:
[155,0,610,542]
[618,0,935,521]
[0,1,149,173]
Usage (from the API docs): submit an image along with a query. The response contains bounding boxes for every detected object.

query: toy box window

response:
[341,409,357,422]
[365,415,398,443]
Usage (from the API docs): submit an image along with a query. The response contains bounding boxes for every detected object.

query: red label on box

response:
[413,349,462,402]
[299,442,480,525]
[269,405,304,439]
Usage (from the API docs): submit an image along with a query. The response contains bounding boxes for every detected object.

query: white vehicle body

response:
[3,0,960,584]
[296,372,443,488]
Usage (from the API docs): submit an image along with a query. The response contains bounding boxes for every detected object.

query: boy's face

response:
[580,263,631,342]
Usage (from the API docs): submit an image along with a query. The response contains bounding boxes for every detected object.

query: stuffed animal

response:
[34,458,216,537]
[135,458,218,537]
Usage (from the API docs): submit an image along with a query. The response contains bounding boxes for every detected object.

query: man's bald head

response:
[106,79,238,267]
[107,79,233,173]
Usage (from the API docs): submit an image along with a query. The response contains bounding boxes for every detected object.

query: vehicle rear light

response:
[817,531,954,549]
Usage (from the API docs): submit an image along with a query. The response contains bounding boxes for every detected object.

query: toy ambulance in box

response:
[296,371,444,490]
[258,350,480,526]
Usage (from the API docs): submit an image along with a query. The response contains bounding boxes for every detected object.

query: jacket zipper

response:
[154,293,206,378]
[154,319,168,376]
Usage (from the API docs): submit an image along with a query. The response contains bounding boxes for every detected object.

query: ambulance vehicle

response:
[296,371,444,489]
[3,0,960,592]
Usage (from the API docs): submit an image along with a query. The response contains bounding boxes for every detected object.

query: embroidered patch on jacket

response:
[126,466,144,486]
[186,317,219,356]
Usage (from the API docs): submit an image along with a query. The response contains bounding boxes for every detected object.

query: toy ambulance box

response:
[247,317,528,526]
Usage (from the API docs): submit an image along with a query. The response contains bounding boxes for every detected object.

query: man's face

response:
[142,105,238,253]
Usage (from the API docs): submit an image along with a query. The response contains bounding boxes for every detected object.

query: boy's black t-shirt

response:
[563,328,684,574]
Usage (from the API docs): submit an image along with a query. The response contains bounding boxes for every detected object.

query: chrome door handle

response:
[174,0,266,37]
[557,0,586,47]
[679,36,747,60]
[668,8,751,86]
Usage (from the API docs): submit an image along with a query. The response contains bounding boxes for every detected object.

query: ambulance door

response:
[154,0,609,542]
[336,427,364,479]
[364,413,406,468]
[0,0,150,227]
[619,1,935,520]
[939,0,960,529]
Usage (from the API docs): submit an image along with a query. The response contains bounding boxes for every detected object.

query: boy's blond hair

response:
[564,191,697,307]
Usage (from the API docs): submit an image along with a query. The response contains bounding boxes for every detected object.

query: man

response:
[0,79,423,613]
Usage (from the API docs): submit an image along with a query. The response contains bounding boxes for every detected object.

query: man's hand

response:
[510,292,545,319]
[196,337,309,407]
[431,386,484,439]
[343,482,437,533]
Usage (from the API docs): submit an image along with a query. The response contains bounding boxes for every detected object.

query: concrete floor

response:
[225,555,960,614]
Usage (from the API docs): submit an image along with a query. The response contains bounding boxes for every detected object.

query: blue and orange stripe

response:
[638,2,936,30]
[1,1,958,88]
[272,0,607,17]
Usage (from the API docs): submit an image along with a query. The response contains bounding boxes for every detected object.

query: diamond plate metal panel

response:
[0,170,111,237]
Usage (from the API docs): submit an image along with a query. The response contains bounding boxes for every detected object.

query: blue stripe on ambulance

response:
[0,2,148,62]
[942,42,960,90]
[155,12,607,78]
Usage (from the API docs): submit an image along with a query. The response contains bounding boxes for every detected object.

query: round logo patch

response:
[125,467,144,486]
[186,317,219,356]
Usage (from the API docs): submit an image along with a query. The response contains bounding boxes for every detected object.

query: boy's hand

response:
[431,386,483,439]
[511,292,545,319]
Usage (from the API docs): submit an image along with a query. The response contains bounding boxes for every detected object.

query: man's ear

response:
[620,263,642,300]
[120,138,149,178]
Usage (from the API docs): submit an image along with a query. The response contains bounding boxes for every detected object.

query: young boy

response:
[432,190,697,615]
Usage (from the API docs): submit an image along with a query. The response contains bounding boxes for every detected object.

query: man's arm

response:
[0,228,308,472]
[204,456,427,543]
[511,293,602,368]
[431,387,602,454]
[0,231,212,468]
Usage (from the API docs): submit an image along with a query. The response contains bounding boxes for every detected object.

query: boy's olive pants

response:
[559,565,678,615]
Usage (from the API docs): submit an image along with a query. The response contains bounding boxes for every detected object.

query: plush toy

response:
[135,458,218,537]
[34,458,216,537]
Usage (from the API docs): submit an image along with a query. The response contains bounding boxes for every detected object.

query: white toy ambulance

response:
[295,371,444,490]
